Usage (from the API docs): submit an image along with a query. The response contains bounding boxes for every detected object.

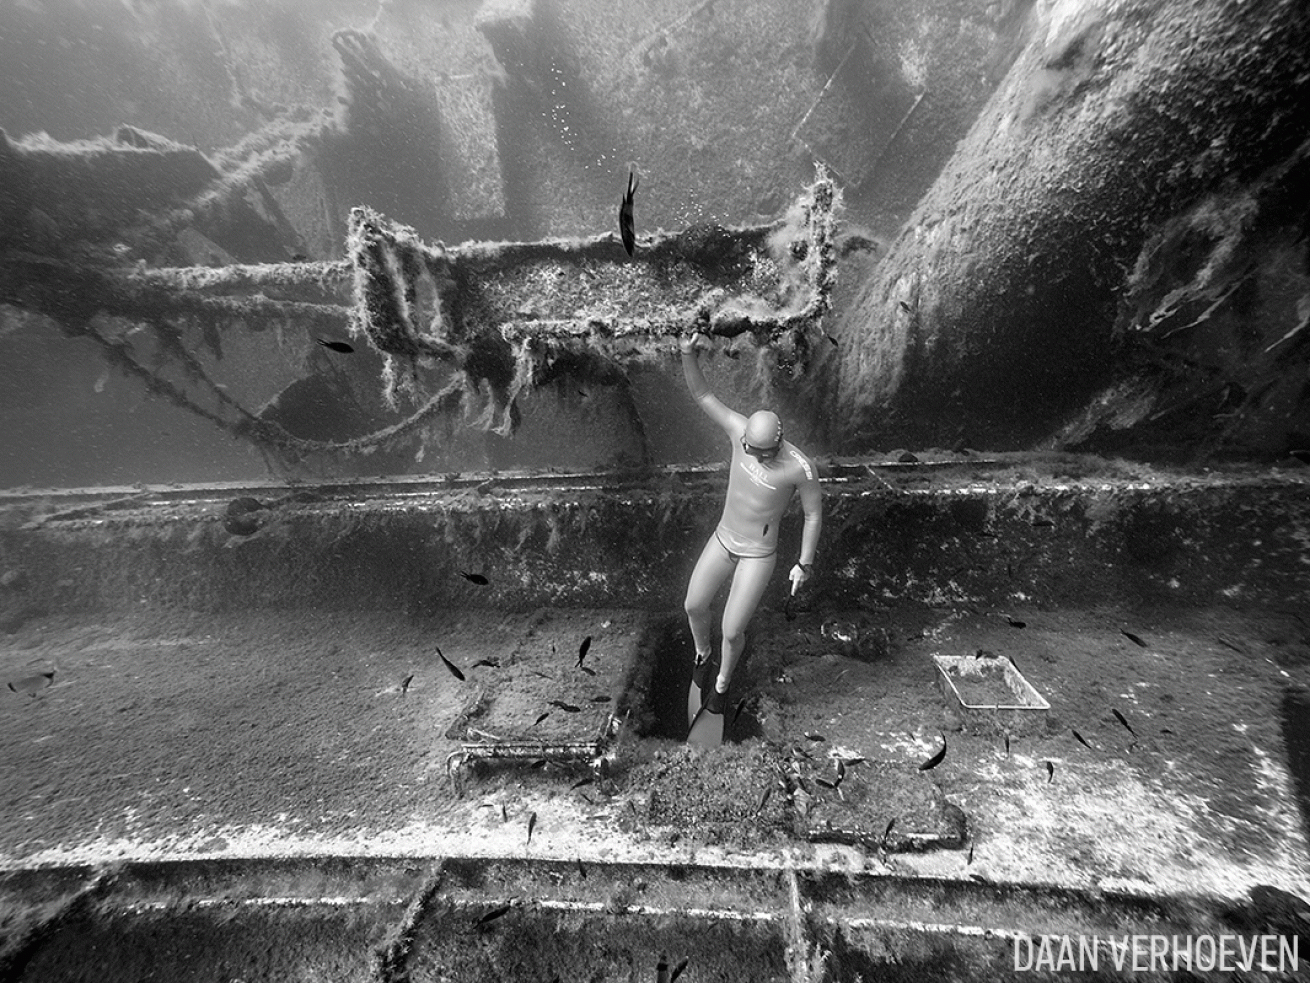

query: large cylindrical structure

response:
[822,0,1310,449]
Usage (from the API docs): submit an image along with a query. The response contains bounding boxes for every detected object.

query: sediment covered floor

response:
[1,601,1306,896]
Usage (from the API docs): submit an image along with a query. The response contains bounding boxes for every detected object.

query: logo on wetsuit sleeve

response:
[789,449,813,480]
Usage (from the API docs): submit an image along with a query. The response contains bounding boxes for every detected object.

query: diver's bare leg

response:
[684,535,734,657]
[716,553,777,694]
[684,535,735,724]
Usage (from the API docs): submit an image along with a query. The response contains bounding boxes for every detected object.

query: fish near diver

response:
[618,165,639,257]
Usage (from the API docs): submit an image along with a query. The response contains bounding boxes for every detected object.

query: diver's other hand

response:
[680,331,706,355]
[789,563,811,595]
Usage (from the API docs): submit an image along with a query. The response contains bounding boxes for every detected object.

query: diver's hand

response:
[789,563,812,595]
[680,331,706,355]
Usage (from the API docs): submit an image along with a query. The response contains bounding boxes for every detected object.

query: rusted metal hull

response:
[2,459,1306,616]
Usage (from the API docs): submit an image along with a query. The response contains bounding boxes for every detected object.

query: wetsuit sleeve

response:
[682,348,739,434]
[796,462,823,566]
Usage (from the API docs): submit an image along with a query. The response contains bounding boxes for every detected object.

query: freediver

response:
[679,330,823,746]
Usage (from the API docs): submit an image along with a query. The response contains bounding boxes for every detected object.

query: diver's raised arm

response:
[680,332,738,433]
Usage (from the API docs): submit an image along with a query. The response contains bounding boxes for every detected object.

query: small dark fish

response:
[577,636,592,666]
[316,338,354,354]
[1122,630,1147,647]
[1031,516,1055,527]
[1004,733,1011,756]
[881,818,896,847]
[1216,636,1245,654]
[967,841,975,865]
[919,734,947,771]
[436,647,465,681]
[526,811,537,844]
[577,858,587,879]
[835,759,846,785]
[898,451,919,464]
[1072,729,1094,750]
[618,166,639,257]
[571,777,594,790]
[732,699,747,723]
[657,956,669,983]
[470,658,500,669]
[1160,727,1174,735]
[841,755,867,767]
[476,903,512,926]
[550,700,581,713]
[501,804,508,821]
[533,712,551,727]
[671,957,690,982]
[1008,655,1022,674]
[804,732,826,742]
[898,301,911,313]
[460,571,490,586]
[589,695,611,703]
[825,333,839,347]
[969,873,988,884]
[758,786,772,812]
[400,673,414,694]
[579,666,596,676]
[7,670,55,696]
[762,524,769,537]
[1007,616,1026,628]
[1112,709,1136,738]
[1046,760,1055,782]
[815,777,837,789]
[531,759,547,769]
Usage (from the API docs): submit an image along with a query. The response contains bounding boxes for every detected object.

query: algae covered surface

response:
[0,590,1306,902]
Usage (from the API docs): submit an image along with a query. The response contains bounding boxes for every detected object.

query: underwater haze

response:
[3,0,1309,486]
[0,0,870,486]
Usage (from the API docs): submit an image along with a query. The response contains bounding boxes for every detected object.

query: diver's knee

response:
[721,625,746,649]
[685,598,709,620]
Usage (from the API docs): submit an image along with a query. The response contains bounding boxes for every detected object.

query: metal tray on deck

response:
[933,655,1049,734]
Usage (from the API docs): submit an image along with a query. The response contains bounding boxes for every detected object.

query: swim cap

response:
[744,411,783,450]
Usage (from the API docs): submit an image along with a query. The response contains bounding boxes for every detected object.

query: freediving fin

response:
[688,656,713,729]
[687,691,726,747]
